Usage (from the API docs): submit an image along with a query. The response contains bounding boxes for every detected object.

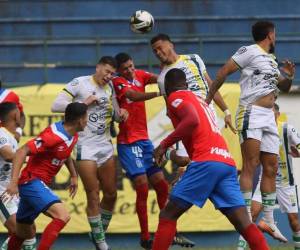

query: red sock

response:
[136,183,150,241]
[8,234,24,250]
[152,218,176,250]
[38,218,66,250]
[152,179,169,209]
[241,223,270,250]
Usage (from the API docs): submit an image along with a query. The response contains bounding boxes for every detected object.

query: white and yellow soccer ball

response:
[130,10,154,34]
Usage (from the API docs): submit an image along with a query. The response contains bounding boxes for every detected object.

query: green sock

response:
[100,208,113,232]
[293,231,300,250]
[88,215,105,242]
[242,190,252,220]
[0,237,9,250]
[262,192,276,223]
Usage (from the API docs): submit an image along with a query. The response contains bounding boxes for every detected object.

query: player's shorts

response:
[170,161,245,209]
[252,182,298,213]
[236,104,279,154]
[0,192,18,223]
[117,139,162,180]
[16,179,61,224]
[76,140,114,167]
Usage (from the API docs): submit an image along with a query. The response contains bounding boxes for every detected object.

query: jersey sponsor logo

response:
[171,99,183,108]
[70,79,79,86]
[0,137,7,146]
[0,163,11,181]
[34,137,43,148]
[210,147,232,159]
[237,46,247,55]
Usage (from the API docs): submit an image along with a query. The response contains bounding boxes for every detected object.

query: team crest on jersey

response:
[171,99,183,108]
[237,46,247,55]
[70,79,79,86]
[0,137,7,146]
[34,137,43,148]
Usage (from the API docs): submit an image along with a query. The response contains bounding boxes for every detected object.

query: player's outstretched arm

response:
[125,89,160,102]
[205,59,239,105]
[65,157,78,199]
[0,145,15,162]
[51,91,73,113]
[277,60,295,93]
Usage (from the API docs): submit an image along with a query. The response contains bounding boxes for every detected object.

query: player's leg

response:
[77,160,108,249]
[38,203,70,250]
[8,223,35,250]
[97,156,117,232]
[117,142,151,248]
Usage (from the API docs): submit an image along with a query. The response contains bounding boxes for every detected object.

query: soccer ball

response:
[130,10,154,34]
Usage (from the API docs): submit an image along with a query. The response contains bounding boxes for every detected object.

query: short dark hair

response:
[0,102,17,122]
[165,68,187,95]
[274,103,280,111]
[252,21,275,42]
[64,102,88,123]
[97,56,117,69]
[115,52,132,69]
[150,33,172,45]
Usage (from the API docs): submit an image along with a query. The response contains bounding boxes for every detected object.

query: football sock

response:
[37,218,66,250]
[100,207,113,232]
[262,192,276,223]
[152,179,169,209]
[0,237,9,250]
[152,218,177,250]
[22,238,36,250]
[88,215,106,242]
[241,190,252,219]
[8,234,24,250]
[241,223,269,250]
[293,230,300,249]
[136,183,150,241]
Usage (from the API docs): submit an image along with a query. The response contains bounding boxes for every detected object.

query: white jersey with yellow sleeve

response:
[157,54,209,98]
[232,44,280,106]
[276,121,300,187]
[0,128,17,190]
[63,75,114,144]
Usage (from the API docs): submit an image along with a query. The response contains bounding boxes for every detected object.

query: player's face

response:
[151,40,174,64]
[14,108,21,127]
[95,63,116,85]
[118,59,135,81]
[268,30,276,53]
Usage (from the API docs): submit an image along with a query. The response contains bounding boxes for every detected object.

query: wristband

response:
[164,148,173,160]
[282,72,294,81]
[224,109,231,116]
[16,127,23,136]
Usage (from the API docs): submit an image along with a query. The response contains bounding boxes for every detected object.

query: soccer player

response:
[152,68,269,250]
[2,102,87,250]
[112,52,169,249]
[51,56,127,250]
[206,21,295,243]
[248,103,300,249]
[0,80,25,141]
[0,102,36,250]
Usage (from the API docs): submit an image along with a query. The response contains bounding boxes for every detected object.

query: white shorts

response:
[236,105,279,154]
[252,183,298,214]
[0,194,18,224]
[175,141,188,157]
[76,140,114,167]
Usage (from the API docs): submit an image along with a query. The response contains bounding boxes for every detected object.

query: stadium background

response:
[0,0,299,249]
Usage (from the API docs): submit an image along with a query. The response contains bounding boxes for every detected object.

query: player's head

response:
[252,21,275,53]
[164,68,187,96]
[64,102,88,131]
[273,103,280,121]
[0,102,20,127]
[151,33,176,64]
[115,52,135,81]
[95,56,117,85]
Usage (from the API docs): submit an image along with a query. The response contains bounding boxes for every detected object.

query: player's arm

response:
[277,60,295,93]
[205,59,239,105]
[65,157,78,199]
[0,145,15,162]
[125,88,160,102]
[164,147,190,167]
[146,74,158,84]
[205,71,236,133]
[51,91,73,113]
[154,102,199,166]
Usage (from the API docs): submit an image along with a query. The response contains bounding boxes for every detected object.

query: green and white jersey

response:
[232,44,280,106]
[63,75,115,143]
[0,128,17,189]
[276,121,300,186]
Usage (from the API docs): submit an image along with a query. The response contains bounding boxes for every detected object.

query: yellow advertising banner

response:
[0,83,242,233]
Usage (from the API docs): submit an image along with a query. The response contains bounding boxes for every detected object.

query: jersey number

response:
[132,146,143,158]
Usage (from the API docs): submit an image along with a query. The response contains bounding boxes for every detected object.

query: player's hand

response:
[69,176,78,199]
[289,145,300,157]
[153,144,166,167]
[224,114,237,134]
[119,108,129,121]
[281,60,295,79]
[1,181,18,203]
[84,95,99,106]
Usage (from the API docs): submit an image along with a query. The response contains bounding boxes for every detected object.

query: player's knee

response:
[243,157,260,172]
[56,212,71,223]
[103,190,117,203]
